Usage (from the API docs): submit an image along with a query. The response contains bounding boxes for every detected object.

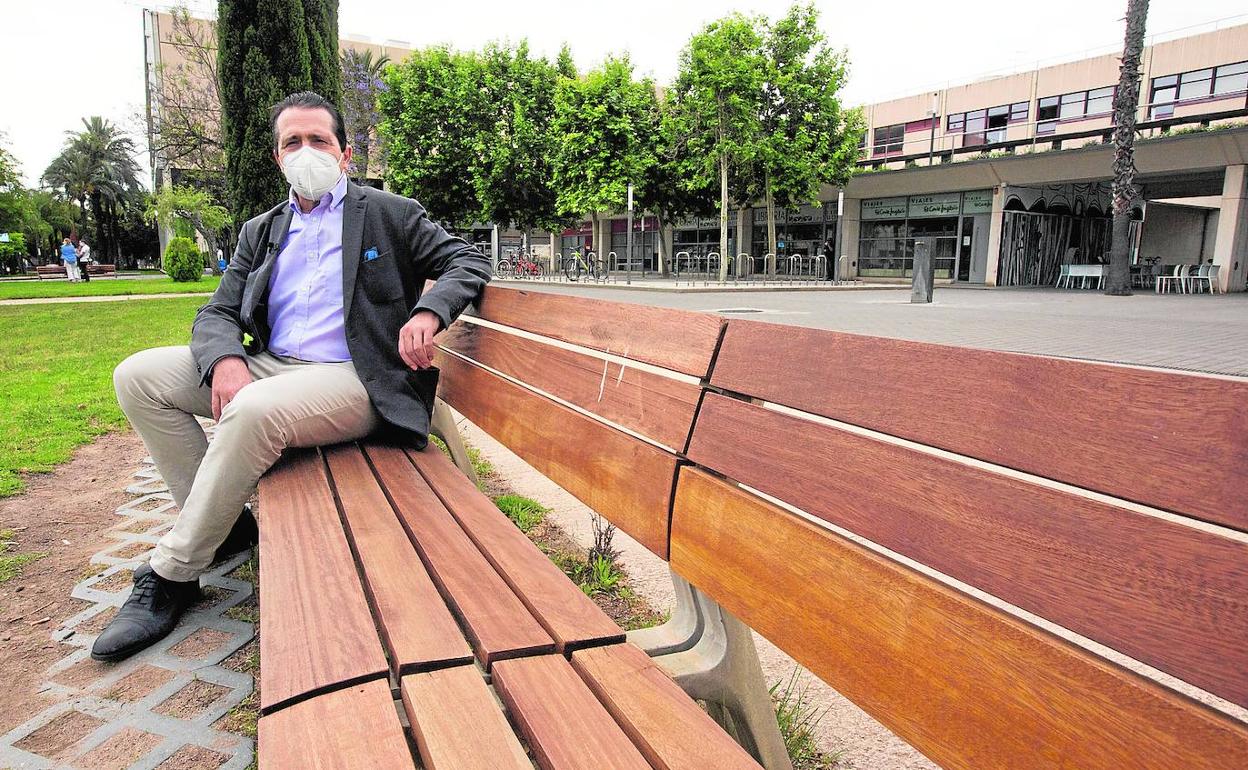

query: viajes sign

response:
[861,197,908,220]
[908,193,961,218]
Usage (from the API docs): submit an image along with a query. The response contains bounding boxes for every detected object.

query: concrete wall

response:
[1138,203,1215,264]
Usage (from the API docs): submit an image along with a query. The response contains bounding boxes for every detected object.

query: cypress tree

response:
[217,0,340,225]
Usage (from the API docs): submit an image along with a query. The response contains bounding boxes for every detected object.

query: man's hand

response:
[211,356,253,420]
[399,310,442,370]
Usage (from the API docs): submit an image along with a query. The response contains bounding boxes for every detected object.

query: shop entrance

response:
[956,214,990,283]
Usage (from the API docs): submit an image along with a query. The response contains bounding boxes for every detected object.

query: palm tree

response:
[1105,0,1150,295]
[340,48,391,182]
[42,117,143,261]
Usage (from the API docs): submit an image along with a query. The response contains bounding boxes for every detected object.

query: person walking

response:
[60,238,80,282]
[78,239,92,282]
[822,239,837,282]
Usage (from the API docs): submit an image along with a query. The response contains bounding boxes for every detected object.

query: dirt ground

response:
[0,430,147,735]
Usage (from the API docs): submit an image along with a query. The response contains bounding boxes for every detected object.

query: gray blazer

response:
[189,181,493,447]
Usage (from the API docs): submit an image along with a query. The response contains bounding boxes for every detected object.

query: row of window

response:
[1150,60,1248,118]
[869,58,1248,155]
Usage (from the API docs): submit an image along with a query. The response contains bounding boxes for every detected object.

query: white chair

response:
[1155,264,1184,294]
[1056,264,1071,289]
[1189,263,1216,294]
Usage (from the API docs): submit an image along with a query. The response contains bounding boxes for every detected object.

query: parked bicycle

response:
[496,248,546,280]
[563,249,601,282]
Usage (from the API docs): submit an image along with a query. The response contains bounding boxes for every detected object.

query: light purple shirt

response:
[266,174,351,362]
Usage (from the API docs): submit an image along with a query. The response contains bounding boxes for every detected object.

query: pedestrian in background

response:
[60,238,81,282]
[78,239,93,282]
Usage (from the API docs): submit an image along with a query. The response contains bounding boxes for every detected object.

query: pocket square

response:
[364,247,380,261]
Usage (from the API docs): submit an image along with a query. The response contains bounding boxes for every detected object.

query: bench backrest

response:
[435,285,1248,769]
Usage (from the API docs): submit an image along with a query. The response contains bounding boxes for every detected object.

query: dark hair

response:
[269,91,347,151]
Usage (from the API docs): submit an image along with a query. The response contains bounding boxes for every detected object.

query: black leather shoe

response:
[212,504,258,563]
[90,562,201,662]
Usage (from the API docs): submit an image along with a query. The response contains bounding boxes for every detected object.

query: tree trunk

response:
[766,180,777,277]
[718,150,729,283]
[1106,0,1149,296]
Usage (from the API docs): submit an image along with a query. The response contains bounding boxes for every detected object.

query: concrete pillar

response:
[735,206,750,273]
[1213,165,1248,293]
[983,185,1007,286]
[839,198,860,279]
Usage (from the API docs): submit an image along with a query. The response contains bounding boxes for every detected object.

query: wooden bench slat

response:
[670,466,1248,770]
[407,444,625,652]
[323,443,474,674]
[258,679,415,769]
[399,666,531,770]
[257,449,388,713]
[440,320,701,450]
[436,349,678,559]
[364,442,556,666]
[491,655,652,770]
[688,393,1248,708]
[471,285,724,378]
[570,643,762,770]
[709,319,1248,530]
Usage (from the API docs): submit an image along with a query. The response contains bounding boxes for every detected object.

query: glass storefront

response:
[859,191,992,279]
[673,216,735,259]
[749,204,834,273]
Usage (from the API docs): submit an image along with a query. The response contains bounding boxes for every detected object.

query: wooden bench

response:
[34,263,115,279]
[256,284,1248,768]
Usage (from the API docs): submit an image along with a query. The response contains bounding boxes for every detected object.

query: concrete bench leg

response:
[641,571,794,770]
[429,397,480,487]
[626,571,704,656]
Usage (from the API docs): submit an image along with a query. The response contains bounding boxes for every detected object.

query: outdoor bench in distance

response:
[255,283,1248,769]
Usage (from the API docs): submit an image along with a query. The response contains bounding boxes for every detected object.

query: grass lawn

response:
[0,276,220,301]
[0,297,207,497]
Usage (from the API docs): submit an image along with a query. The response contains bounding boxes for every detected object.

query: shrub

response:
[164,236,203,282]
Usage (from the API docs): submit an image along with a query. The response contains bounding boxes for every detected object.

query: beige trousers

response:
[114,346,379,581]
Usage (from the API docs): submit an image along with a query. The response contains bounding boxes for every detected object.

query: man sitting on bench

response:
[92,91,492,662]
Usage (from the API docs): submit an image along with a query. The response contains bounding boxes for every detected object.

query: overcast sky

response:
[3,0,1244,186]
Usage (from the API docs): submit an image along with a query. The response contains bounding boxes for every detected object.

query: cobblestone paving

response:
[0,442,255,770]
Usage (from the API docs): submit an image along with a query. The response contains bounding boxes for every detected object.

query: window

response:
[872,123,904,156]
[1085,87,1114,115]
[1037,86,1116,130]
[947,101,1028,146]
[1214,61,1248,95]
[1179,69,1213,100]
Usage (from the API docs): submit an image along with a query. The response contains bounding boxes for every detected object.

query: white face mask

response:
[281,146,343,201]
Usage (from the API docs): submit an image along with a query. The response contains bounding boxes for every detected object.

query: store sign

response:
[908,193,961,218]
[861,197,908,220]
[788,205,821,224]
[962,190,994,214]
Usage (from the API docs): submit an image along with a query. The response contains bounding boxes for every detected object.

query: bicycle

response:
[563,249,600,282]
[510,249,545,280]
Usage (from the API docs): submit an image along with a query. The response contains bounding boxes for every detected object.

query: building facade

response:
[838,21,1248,292]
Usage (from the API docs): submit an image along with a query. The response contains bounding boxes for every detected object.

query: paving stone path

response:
[0,437,255,770]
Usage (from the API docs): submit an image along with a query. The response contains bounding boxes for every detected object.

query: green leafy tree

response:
[41,118,143,262]
[340,48,390,182]
[145,186,231,273]
[0,233,27,273]
[640,100,718,274]
[474,41,564,240]
[380,46,488,226]
[668,14,766,280]
[551,56,659,266]
[755,3,864,274]
[217,0,339,226]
